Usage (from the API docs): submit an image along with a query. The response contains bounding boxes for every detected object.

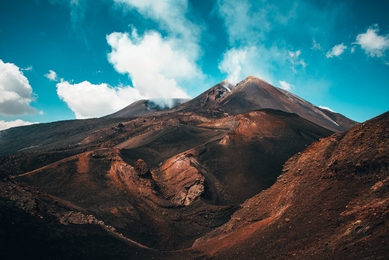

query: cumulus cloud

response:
[279,80,293,91]
[0,119,39,131]
[355,25,389,58]
[326,43,347,58]
[107,29,198,101]
[0,59,37,116]
[50,0,205,117]
[56,80,143,119]
[104,0,204,106]
[45,70,58,81]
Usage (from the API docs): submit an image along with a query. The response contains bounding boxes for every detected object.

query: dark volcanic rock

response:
[191,111,389,259]
[0,177,166,260]
[134,158,150,177]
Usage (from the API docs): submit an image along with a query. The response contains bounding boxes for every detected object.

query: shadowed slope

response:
[14,148,236,250]
[191,111,389,259]
[0,174,171,259]
[11,109,332,251]
[0,118,126,157]
[194,109,333,204]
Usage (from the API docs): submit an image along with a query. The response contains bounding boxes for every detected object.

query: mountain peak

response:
[105,77,356,132]
[245,75,264,81]
[218,77,356,132]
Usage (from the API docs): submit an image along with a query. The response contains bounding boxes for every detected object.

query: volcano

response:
[173,76,356,132]
[1,76,386,259]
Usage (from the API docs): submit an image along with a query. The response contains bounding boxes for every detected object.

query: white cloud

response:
[289,50,301,58]
[51,0,205,118]
[279,80,293,91]
[0,119,39,131]
[45,70,58,81]
[56,80,143,119]
[104,0,204,106]
[218,47,250,85]
[319,106,335,112]
[355,25,389,58]
[107,30,198,101]
[326,43,347,58]
[22,66,33,71]
[0,59,37,116]
[218,45,283,85]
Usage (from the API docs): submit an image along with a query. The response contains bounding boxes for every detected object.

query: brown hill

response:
[173,76,357,132]
[0,76,355,160]
[105,98,189,118]
[190,111,389,259]
[9,109,332,252]
[0,77,365,259]
[0,173,173,259]
[1,109,386,259]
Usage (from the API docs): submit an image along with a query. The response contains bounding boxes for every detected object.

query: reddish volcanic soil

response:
[190,111,389,259]
[1,76,384,259]
[7,109,331,252]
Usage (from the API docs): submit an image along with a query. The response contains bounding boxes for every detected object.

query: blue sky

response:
[1,0,389,130]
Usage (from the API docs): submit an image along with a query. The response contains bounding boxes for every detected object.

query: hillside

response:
[6,109,332,251]
[0,77,376,259]
[173,76,357,132]
[191,111,389,259]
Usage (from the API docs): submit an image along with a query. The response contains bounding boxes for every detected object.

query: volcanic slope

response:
[106,98,189,118]
[190,111,389,259]
[173,76,356,132]
[7,109,332,253]
[0,174,172,259]
[0,76,356,161]
[0,76,359,258]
